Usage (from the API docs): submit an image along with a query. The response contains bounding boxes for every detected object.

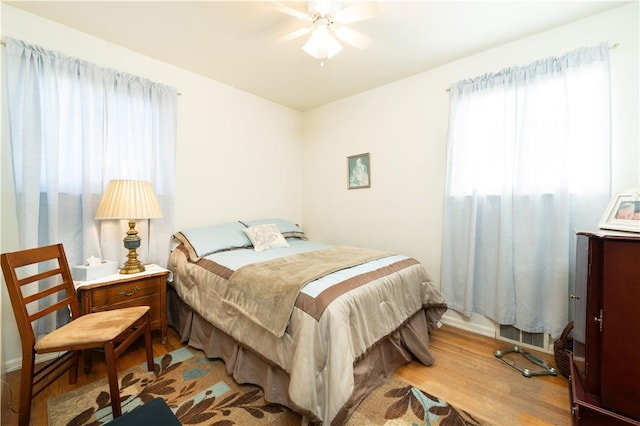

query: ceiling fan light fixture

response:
[274,0,374,60]
[302,25,343,60]
[307,0,342,17]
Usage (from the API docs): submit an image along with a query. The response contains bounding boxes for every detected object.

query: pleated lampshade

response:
[95,180,163,220]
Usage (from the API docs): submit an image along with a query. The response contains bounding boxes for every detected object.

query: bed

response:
[167,219,447,425]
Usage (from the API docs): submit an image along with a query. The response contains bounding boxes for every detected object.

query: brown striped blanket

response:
[223,246,393,337]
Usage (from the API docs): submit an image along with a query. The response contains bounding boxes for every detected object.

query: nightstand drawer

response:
[89,277,161,307]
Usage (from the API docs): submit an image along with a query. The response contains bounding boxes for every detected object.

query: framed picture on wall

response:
[347,153,370,189]
[599,189,640,233]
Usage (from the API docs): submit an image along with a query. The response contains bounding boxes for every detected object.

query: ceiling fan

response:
[271,0,379,61]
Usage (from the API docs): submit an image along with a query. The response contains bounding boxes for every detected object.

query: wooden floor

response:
[396,325,571,425]
[1,324,571,425]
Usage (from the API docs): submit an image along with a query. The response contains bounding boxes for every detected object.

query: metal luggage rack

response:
[494,345,559,378]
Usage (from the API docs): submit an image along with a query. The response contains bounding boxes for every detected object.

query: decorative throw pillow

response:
[243,224,290,252]
[242,218,307,240]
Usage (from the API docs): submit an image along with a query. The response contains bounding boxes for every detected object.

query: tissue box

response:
[72,261,118,281]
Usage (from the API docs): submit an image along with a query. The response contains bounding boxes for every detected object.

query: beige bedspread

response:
[224,246,392,337]
[169,242,446,425]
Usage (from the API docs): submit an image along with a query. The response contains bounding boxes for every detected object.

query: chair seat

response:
[35,306,150,352]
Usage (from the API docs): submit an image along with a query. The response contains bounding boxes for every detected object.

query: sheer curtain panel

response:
[5,37,177,333]
[441,43,611,338]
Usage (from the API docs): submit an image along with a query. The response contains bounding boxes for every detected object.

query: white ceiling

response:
[7,1,629,111]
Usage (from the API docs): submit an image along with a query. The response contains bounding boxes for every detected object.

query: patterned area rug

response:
[48,347,491,426]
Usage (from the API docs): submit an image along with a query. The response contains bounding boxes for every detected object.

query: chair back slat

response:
[16,267,65,288]
[23,282,72,305]
[4,244,66,268]
[29,297,76,322]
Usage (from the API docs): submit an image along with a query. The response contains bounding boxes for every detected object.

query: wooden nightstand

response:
[75,264,170,344]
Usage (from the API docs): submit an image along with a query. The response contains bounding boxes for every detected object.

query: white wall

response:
[301,3,639,336]
[1,4,303,371]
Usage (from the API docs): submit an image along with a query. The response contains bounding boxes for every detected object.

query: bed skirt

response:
[167,284,438,425]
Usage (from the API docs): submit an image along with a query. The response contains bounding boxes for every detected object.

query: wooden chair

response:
[1,243,155,426]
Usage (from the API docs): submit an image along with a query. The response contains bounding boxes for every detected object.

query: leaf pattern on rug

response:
[66,369,151,426]
[173,387,287,426]
[130,350,288,426]
[383,384,484,426]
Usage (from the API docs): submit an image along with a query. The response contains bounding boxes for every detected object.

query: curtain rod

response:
[445,42,620,92]
[0,39,181,95]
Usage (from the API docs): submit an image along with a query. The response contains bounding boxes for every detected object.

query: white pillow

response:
[243,224,290,252]
[243,218,307,240]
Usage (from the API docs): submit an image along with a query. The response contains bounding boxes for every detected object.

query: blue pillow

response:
[174,222,251,260]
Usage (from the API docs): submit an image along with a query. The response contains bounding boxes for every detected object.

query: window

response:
[441,43,611,338]
[6,37,177,331]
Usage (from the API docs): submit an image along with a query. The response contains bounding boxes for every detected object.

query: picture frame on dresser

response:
[598,188,640,233]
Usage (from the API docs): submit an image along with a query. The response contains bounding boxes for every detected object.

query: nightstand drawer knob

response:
[118,286,139,297]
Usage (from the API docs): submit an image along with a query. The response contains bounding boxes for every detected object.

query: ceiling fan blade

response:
[268,1,311,21]
[278,26,312,42]
[333,25,371,49]
[335,2,379,25]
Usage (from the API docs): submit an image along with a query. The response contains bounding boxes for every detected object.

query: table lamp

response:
[95,179,163,274]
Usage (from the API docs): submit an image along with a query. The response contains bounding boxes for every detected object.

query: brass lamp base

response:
[119,219,146,274]
[120,258,146,274]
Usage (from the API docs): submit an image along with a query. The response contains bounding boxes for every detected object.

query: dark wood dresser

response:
[569,230,640,425]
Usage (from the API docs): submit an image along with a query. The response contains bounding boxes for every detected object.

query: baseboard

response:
[440,311,496,338]
[441,312,555,354]
[3,352,60,373]
[4,356,22,373]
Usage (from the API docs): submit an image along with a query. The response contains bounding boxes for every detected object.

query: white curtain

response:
[5,38,176,330]
[441,43,611,338]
